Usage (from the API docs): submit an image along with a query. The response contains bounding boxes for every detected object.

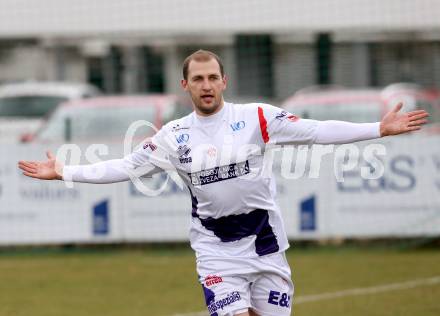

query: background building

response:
[0,0,439,101]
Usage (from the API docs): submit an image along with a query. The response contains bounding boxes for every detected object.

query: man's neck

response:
[195,99,225,117]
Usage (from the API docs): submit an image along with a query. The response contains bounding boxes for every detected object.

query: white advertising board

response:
[0,133,438,245]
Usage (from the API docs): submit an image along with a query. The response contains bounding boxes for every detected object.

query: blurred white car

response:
[24,95,192,143]
[0,81,100,143]
[281,83,440,123]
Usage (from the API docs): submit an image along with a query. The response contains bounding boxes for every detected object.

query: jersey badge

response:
[178,145,192,163]
[207,147,217,157]
[230,121,245,131]
[176,133,190,143]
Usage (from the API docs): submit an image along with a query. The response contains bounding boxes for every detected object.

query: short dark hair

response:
[182,49,224,80]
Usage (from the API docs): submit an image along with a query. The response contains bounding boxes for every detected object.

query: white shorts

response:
[197,252,294,316]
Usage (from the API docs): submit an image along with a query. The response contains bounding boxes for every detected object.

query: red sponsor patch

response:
[205,275,223,287]
[287,114,299,122]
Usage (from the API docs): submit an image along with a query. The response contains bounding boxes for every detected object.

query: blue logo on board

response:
[300,195,316,231]
[93,199,109,235]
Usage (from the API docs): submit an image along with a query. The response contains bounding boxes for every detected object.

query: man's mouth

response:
[201,94,214,103]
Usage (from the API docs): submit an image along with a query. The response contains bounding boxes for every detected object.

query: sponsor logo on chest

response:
[175,133,190,143]
[177,145,192,163]
[189,160,250,186]
[230,120,245,131]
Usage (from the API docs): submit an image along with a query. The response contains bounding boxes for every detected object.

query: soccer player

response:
[18,50,428,316]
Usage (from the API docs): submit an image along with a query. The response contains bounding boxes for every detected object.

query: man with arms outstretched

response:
[19,50,428,316]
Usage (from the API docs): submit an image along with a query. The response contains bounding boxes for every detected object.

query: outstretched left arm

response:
[314,103,429,145]
[258,102,429,146]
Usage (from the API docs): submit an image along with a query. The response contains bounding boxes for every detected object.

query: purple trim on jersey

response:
[188,186,199,218]
[202,284,218,316]
[198,209,279,256]
[188,186,279,256]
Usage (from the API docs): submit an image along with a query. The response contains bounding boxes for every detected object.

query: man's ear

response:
[181,79,188,91]
[222,76,227,90]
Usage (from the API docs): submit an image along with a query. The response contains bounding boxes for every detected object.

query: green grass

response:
[290,247,440,316]
[0,245,439,316]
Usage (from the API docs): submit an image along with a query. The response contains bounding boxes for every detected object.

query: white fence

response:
[0,133,439,245]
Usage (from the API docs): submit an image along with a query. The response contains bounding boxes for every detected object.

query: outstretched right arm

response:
[62,158,161,184]
[18,148,163,184]
[18,125,176,184]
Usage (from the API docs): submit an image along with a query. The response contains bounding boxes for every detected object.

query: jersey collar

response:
[193,102,229,126]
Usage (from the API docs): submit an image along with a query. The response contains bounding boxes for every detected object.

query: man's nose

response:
[201,79,212,90]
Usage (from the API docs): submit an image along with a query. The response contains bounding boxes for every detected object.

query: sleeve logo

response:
[143,142,157,151]
[276,110,299,122]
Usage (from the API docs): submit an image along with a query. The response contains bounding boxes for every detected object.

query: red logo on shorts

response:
[205,275,223,287]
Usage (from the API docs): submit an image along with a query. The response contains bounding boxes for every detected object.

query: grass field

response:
[0,244,439,316]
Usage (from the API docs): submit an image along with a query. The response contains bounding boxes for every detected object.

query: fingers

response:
[22,172,42,179]
[392,102,403,113]
[408,112,429,121]
[18,160,38,167]
[18,162,38,177]
[408,110,429,117]
[408,119,428,127]
[407,126,421,132]
[18,163,38,174]
[18,161,38,171]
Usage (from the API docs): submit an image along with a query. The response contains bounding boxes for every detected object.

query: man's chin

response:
[198,103,220,115]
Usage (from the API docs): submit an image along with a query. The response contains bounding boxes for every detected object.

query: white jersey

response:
[64,101,380,259]
[127,102,318,259]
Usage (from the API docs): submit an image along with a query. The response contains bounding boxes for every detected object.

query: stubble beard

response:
[192,95,223,116]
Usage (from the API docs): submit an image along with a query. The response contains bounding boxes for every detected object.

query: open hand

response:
[18,151,63,180]
[380,103,429,137]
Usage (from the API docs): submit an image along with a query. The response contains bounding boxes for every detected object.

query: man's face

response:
[181,58,227,116]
